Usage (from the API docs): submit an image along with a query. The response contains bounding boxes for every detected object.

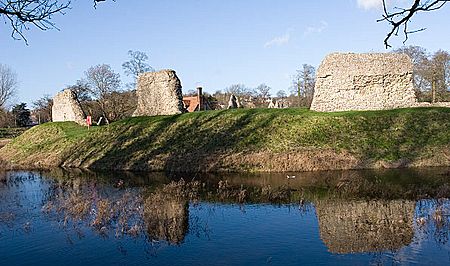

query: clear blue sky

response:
[0,0,449,106]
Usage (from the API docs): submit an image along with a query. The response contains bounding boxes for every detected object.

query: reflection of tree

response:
[43,177,193,245]
[43,179,145,237]
[315,200,415,254]
[144,193,188,244]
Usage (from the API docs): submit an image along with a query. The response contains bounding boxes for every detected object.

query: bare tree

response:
[103,90,137,121]
[32,94,53,124]
[66,79,92,102]
[85,64,121,124]
[394,46,430,94]
[379,0,449,48]
[122,50,154,88]
[0,0,110,43]
[220,84,256,108]
[291,64,316,107]
[0,108,14,127]
[255,84,271,101]
[394,46,450,102]
[212,90,228,108]
[276,90,287,99]
[85,64,120,98]
[428,50,450,102]
[0,64,18,108]
[225,84,248,97]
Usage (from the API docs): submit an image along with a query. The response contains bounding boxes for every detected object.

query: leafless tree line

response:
[209,65,316,109]
[2,49,152,126]
[394,46,450,102]
[61,50,152,124]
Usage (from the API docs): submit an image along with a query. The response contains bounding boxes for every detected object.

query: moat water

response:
[1,168,449,265]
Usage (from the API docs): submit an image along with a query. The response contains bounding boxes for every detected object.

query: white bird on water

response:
[286,175,296,179]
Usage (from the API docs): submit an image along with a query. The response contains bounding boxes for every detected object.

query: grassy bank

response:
[1,107,450,172]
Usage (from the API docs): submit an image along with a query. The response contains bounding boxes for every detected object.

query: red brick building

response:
[183,87,212,112]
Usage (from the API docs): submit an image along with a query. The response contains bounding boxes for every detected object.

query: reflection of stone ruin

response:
[144,192,188,244]
[315,199,415,254]
[52,89,86,125]
[133,70,186,116]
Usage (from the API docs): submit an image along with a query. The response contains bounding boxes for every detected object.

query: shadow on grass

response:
[80,109,278,172]
[24,107,450,172]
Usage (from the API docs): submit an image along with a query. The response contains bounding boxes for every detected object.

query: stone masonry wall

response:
[52,89,86,125]
[310,53,418,112]
[133,70,186,117]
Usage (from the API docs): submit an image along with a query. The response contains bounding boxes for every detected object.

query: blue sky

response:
[0,0,449,106]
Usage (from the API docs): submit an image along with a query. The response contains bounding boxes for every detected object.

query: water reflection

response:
[0,168,449,264]
[315,199,415,253]
[144,182,189,244]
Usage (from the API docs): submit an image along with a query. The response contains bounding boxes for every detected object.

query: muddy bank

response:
[1,147,449,173]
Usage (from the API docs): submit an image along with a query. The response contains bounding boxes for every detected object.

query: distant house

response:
[183,87,213,112]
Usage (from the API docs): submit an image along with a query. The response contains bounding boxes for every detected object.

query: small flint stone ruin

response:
[227,95,242,109]
[133,70,186,116]
[268,99,278,109]
[52,89,86,125]
[311,53,418,112]
[268,99,282,109]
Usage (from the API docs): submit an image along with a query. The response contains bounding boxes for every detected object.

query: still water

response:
[0,168,449,265]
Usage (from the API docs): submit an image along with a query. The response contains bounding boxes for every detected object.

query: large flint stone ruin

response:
[310,53,418,112]
[52,89,86,125]
[133,70,186,116]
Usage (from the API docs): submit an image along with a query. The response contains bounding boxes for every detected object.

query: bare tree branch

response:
[378,0,449,48]
[0,0,112,44]
[94,0,115,9]
[0,1,71,44]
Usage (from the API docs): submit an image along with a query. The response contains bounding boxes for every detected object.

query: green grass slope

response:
[1,107,450,172]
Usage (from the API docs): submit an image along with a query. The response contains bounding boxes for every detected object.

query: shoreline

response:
[1,148,449,173]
